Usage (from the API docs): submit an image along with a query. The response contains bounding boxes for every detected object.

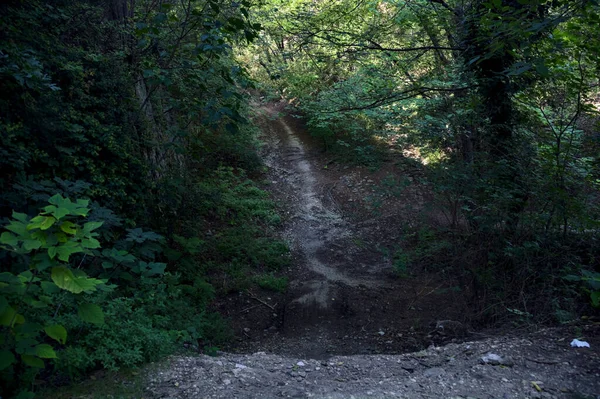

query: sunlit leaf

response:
[35,344,57,359]
[51,267,102,294]
[60,221,77,235]
[44,325,67,345]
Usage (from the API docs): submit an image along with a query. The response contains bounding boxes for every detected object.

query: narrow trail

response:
[272,108,387,300]
[231,103,481,359]
[147,103,600,399]
[251,104,413,359]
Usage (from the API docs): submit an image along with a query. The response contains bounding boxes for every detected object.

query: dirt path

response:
[269,107,390,291]
[224,103,470,358]
[272,109,386,295]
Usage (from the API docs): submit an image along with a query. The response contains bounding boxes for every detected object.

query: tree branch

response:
[428,0,459,16]
[326,85,472,113]
[359,44,461,53]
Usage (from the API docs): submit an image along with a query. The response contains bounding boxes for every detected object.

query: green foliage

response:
[174,167,290,292]
[0,0,287,395]
[0,1,148,218]
[0,196,111,395]
[0,182,283,395]
[63,297,177,372]
[0,194,261,396]
[383,228,453,278]
[565,271,600,308]
[243,0,600,325]
[254,274,288,292]
[3,0,598,394]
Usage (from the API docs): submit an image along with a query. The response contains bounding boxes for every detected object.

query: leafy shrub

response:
[0,195,112,396]
[0,196,240,396]
[171,167,290,291]
[64,297,177,371]
[0,0,284,396]
[565,270,600,309]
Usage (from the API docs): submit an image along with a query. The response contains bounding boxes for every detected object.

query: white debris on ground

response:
[571,339,591,348]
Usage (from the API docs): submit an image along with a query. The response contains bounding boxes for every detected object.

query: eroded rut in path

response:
[274,110,386,307]
[230,103,470,359]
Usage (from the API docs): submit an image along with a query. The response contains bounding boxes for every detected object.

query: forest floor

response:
[217,101,472,358]
[147,102,600,398]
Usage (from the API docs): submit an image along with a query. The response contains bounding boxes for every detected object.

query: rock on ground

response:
[146,327,599,399]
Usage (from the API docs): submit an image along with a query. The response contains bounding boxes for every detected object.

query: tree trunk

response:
[106,0,134,21]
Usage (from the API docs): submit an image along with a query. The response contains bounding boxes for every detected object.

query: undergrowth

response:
[1,172,289,397]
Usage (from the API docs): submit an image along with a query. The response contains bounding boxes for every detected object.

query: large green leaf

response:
[48,246,58,259]
[45,324,67,345]
[23,239,42,251]
[21,354,44,369]
[40,216,56,230]
[51,267,102,294]
[102,248,135,263]
[60,221,77,235]
[0,306,24,327]
[35,344,57,359]
[0,232,18,247]
[18,271,37,283]
[5,219,28,236]
[81,238,100,249]
[0,350,15,370]
[54,207,71,219]
[47,194,65,206]
[47,195,89,217]
[12,212,28,223]
[51,267,77,292]
[55,241,84,261]
[78,303,105,324]
[27,215,46,230]
[83,221,103,233]
[44,205,70,219]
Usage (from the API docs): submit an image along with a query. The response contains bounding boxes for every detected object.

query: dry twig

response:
[246,291,276,311]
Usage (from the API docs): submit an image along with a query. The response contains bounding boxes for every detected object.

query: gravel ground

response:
[147,327,599,399]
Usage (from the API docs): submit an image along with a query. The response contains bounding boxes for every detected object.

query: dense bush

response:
[0,192,279,396]
[0,0,287,396]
